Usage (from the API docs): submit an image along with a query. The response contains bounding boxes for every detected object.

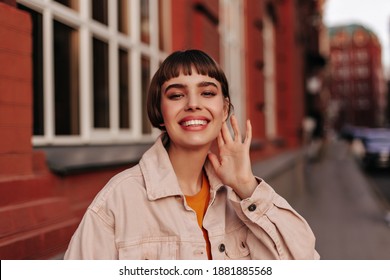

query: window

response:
[92,0,108,25]
[158,0,171,52]
[141,55,151,134]
[54,0,79,10]
[356,82,369,94]
[354,50,368,62]
[18,5,44,136]
[336,67,350,80]
[332,50,349,64]
[118,0,130,35]
[119,48,130,129]
[53,20,80,135]
[17,0,170,145]
[140,0,150,44]
[354,66,369,78]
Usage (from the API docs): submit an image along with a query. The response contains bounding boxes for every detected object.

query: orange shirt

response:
[185,173,212,259]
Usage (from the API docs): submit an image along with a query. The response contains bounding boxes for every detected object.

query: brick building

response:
[328,24,387,129]
[0,0,324,259]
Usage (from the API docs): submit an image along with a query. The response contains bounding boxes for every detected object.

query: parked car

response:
[360,128,390,170]
[339,125,369,143]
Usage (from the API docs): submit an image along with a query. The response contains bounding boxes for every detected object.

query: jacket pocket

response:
[118,239,177,260]
[223,225,251,259]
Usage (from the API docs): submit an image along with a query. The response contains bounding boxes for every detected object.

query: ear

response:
[223,98,230,121]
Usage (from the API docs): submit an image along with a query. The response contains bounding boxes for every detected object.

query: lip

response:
[179,116,210,130]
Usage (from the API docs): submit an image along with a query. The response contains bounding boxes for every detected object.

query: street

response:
[292,139,390,260]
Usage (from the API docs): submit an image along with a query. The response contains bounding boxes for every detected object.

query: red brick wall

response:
[244,0,305,149]
[0,2,34,177]
[171,0,220,62]
[244,0,265,141]
[275,1,304,147]
[0,0,16,7]
[0,3,75,259]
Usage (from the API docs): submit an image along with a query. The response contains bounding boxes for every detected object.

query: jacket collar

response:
[139,136,225,201]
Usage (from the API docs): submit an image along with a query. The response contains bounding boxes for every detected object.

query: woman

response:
[64,49,319,260]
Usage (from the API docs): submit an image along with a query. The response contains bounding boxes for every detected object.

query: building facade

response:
[329,24,386,129]
[0,0,323,259]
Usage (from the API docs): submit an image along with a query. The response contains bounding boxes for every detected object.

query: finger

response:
[207,152,221,171]
[230,115,242,143]
[221,120,233,144]
[244,119,252,145]
[217,131,225,148]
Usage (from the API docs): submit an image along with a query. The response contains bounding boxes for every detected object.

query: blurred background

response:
[0,0,389,260]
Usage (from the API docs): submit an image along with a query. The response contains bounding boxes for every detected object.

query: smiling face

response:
[160,69,229,150]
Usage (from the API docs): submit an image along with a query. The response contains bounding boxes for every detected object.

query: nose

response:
[185,93,202,111]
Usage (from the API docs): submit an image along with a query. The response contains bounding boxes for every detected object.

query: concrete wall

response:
[252,149,306,203]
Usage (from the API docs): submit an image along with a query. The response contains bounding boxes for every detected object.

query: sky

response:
[323,0,390,76]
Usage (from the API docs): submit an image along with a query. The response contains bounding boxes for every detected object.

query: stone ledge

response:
[36,143,152,176]
[252,148,305,202]
[252,148,303,180]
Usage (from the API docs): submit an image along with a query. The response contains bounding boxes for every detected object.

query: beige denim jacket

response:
[64,137,319,260]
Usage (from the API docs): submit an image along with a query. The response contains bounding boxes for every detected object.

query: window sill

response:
[35,143,153,176]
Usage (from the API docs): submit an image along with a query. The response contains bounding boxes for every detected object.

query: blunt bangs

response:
[156,50,227,88]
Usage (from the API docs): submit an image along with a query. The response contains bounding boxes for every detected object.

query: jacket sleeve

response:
[63,208,118,260]
[228,179,320,260]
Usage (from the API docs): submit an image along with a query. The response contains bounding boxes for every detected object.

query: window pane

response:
[53,20,80,135]
[118,0,129,34]
[141,55,151,134]
[53,0,79,11]
[119,49,130,129]
[92,0,108,25]
[92,37,110,128]
[18,4,44,135]
[158,0,170,51]
[140,0,150,44]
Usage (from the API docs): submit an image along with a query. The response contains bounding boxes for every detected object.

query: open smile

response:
[179,117,210,129]
[180,119,208,127]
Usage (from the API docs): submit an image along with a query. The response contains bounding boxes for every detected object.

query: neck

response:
[167,143,210,196]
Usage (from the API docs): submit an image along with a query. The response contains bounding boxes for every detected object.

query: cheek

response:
[160,102,168,121]
[160,101,178,124]
[160,99,170,117]
[212,101,227,120]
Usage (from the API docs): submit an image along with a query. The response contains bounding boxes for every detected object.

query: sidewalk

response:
[291,139,390,259]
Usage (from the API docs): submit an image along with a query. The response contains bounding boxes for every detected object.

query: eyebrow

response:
[164,81,218,94]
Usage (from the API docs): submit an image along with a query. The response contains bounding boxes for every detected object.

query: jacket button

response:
[248,204,257,212]
[218,243,226,252]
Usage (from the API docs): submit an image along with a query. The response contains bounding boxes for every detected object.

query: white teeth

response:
[182,120,208,126]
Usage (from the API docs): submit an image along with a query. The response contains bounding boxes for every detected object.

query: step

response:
[0,174,57,207]
[0,217,79,259]
[0,197,74,238]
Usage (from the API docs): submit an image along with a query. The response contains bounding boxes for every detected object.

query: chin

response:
[176,136,214,149]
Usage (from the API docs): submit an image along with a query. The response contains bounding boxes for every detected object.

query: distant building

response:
[328,24,387,129]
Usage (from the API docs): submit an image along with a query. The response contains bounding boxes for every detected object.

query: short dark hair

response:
[147,49,232,130]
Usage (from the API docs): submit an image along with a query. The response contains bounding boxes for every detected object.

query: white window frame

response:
[262,12,277,140]
[17,0,169,146]
[220,0,246,127]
